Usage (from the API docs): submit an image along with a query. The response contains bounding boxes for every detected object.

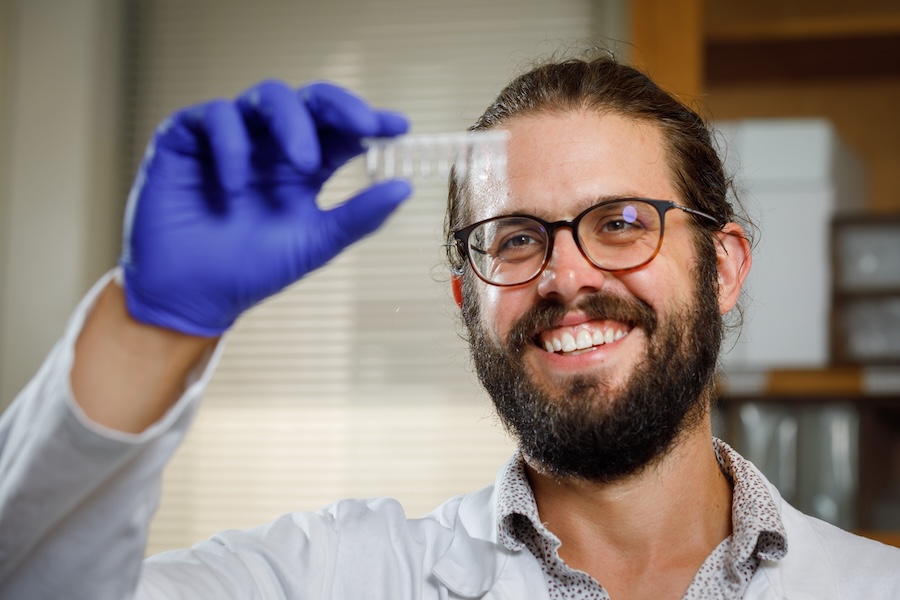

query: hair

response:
[445,50,752,330]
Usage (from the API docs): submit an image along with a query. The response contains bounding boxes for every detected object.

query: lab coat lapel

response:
[431,465,550,599]
[743,464,840,599]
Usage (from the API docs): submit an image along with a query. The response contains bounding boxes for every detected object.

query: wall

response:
[0,0,124,408]
[0,0,11,403]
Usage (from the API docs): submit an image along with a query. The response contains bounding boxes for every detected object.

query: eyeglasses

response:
[452,198,721,287]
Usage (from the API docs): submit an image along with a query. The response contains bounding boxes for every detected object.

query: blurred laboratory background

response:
[0,0,898,553]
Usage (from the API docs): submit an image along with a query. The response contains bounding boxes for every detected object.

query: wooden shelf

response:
[707,14,900,43]
[765,368,865,397]
[706,30,900,84]
[704,7,900,84]
[719,367,900,400]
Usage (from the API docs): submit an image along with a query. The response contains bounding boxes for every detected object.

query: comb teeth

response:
[362,130,510,184]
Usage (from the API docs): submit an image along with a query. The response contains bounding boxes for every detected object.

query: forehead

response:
[467,110,678,222]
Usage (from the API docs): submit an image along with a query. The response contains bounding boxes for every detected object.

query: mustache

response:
[507,292,658,351]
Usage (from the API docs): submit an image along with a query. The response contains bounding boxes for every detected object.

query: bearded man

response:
[1,54,898,600]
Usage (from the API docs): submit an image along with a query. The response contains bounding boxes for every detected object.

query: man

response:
[0,54,897,600]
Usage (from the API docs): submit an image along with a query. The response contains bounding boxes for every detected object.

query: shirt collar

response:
[496,453,544,551]
[495,438,788,562]
[713,437,788,563]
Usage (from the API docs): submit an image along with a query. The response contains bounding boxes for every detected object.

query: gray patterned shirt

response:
[496,438,788,599]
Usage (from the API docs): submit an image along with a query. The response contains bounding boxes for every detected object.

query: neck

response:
[524,416,732,599]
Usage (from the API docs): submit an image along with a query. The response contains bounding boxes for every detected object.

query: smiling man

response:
[447,60,770,598]
[1,54,898,600]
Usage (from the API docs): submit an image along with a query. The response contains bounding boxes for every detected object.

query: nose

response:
[536,229,607,302]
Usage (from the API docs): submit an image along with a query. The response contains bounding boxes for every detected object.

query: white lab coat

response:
[136,466,900,600]
[1,274,899,599]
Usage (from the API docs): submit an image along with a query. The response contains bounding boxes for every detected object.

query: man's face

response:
[461,110,722,481]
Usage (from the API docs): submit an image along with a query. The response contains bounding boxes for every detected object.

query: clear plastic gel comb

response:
[362,130,510,184]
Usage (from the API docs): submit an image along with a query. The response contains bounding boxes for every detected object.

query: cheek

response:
[476,284,532,342]
[476,286,504,339]
[617,262,691,316]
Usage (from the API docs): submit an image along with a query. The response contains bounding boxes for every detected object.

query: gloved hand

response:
[120,80,412,336]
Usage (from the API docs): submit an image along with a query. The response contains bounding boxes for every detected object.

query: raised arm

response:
[73,80,411,433]
[0,80,411,599]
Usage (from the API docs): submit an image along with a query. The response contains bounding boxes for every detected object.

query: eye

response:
[500,232,542,250]
[599,218,635,233]
[584,202,650,245]
[595,213,646,235]
[599,204,641,232]
[488,219,546,261]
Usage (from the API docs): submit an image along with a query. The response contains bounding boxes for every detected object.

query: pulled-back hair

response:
[446,52,749,275]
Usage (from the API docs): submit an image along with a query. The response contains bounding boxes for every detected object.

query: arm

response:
[79,80,411,435]
[0,80,412,599]
[72,280,216,434]
[0,272,218,600]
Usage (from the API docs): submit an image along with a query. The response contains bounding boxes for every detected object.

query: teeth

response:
[541,326,630,354]
[576,330,593,350]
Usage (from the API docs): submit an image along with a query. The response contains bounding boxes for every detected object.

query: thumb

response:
[323,179,413,249]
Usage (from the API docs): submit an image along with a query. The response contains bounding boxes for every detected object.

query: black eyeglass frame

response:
[452,198,722,287]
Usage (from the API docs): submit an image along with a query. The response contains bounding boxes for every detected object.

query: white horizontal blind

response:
[126,0,601,556]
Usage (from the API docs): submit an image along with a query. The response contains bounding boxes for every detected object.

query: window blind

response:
[126,0,608,556]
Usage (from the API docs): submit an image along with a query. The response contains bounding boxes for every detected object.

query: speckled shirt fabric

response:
[496,438,788,599]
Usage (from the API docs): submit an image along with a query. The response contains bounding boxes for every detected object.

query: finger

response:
[204,99,250,193]
[239,80,321,172]
[374,110,410,137]
[301,81,383,138]
[321,179,413,249]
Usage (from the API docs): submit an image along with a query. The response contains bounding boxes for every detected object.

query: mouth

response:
[536,320,632,356]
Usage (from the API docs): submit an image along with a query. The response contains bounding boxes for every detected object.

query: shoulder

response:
[300,489,507,598]
[307,487,496,551]
[723,444,900,598]
[142,492,490,599]
[772,501,900,598]
[784,502,900,569]
[284,494,465,548]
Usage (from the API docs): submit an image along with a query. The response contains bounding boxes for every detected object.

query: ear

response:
[451,274,464,309]
[714,223,752,314]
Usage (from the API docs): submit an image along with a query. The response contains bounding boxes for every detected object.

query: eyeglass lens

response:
[464,199,664,285]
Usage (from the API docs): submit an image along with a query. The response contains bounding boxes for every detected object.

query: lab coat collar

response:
[431,460,552,599]
[744,460,838,599]
[431,471,506,597]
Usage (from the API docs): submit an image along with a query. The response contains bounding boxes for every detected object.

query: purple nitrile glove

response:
[120,80,412,336]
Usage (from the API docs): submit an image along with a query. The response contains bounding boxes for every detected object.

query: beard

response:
[461,255,723,483]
